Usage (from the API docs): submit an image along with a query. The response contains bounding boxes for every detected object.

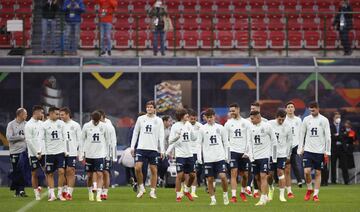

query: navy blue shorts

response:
[270,157,287,171]
[204,160,227,177]
[176,157,195,174]
[135,149,160,165]
[65,156,77,168]
[30,156,45,171]
[104,160,113,171]
[229,152,250,171]
[303,151,324,170]
[85,158,105,172]
[252,158,269,175]
[45,153,65,173]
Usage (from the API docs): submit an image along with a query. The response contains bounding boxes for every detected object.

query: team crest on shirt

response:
[57,124,62,129]
[70,126,75,131]
[241,123,245,128]
[261,128,265,133]
[216,128,220,134]
[206,131,209,134]
[100,127,104,132]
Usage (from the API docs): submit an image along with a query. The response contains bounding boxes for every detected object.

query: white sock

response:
[213,181,216,187]
[191,186,196,193]
[307,183,313,190]
[88,187,92,193]
[246,186,251,191]
[102,188,108,195]
[139,184,145,191]
[223,192,228,198]
[184,185,189,193]
[58,187,63,196]
[254,189,259,193]
[280,188,285,198]
[176,192,182,198]
[68,187,74,195]
[211,195,216,201]
[63,185,68,193]
[314,189,319,196]
[49,188,55,197]
[150,187,156,193]
[260,194,267,202]
[286,186,292,194]
[93,182,97,190]
[34,189,39,195]
[96,188,101,198]
[231,189,236,197]
[241,187,245,193]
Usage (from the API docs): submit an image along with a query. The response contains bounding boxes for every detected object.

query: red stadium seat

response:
[267,7,283,19]
[298,0,316,9]
[166,31,182,49]
[267,18,285,30]
[287,18,301,30]
[301,7,317,19]
[13,31,31,47]
[233,18,249,31]
[133,31,149,48]
[304,30,321,48]
[114,18,131,30]
[182,18,198,30]
[199,17,214,30]
[114,31,132,48]
[269,31,285,48]
[216,17,232,31]
[249,0,265,9]
[354,31,360,48]
[0,34,11,47]
[80,31,96,48]
[283,0,298,8]
[288,31,303,48]
[302,18,319,30]
[249,8,266,19]
[322,30,338,49]
[80,19,96,31]
[252,31,268,49]
[217,30,234,48]
[200,31,215,49]
[249,18,267,30]
[235,30,250,48]
[132,15,150,30]
[183,30,199,49]
[215,0,232,14]
[267,0,282,10]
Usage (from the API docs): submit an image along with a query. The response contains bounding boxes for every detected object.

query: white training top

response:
[41,119,67,155]
[63,119,82,157]
[269,119,293,158]
[130,114,165,153]
[168,121,197,158]
[246,121,277,161]
[224,117,252,154]
[24,118,44,157]
[198,123,229,163]
[81,121,110,159]
[190,121,202,155]
[104,118,117,161]
[299,114,331,155]
[284,115,302,148]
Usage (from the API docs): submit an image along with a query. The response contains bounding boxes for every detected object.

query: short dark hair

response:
[204,108,215,117]
[146,100,156,108]
[91,110,101,125]
[162,115,170,122]
[251,101,260,107]
[188,108,197,117]
[285,101,295,107]
[175,108,188,121]
[48,106,59,113]
[229,103,239,108]
[98,109,105,118]
[32,105,43,113]
[308,101,319,108]
[59,107,71,115]
[276,109,287,118]
[249,110,260,116]
[16,108,26,116]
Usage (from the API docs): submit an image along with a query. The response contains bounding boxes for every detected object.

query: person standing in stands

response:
[149,0,167,56]
[333,0,353,56]
[41,0,59,54]
[63,0,85,55]
[97,0,117,57]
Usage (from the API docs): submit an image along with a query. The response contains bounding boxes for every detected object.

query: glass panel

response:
[0,73,21,150]
[83,72,139,147]
[23,73,80,121]
[259,73,316,120]
[201,72,256,124]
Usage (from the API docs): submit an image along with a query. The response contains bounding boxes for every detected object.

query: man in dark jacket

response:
[63,0,85,55]
[149,0,167,56]
[41,0,59,54]
[333,0,353,56]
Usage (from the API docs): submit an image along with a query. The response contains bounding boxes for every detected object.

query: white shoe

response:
[149,191,157,199]
[255,200,266,206]
[35,193,41,201]
[191,192,198,198]
[223,194,229,205]
[279,196,287,202]
[58,194,66,201]
[137,190,145,198]
[96,195,102,202]
[210,199,217,206]
[89,192,94,201]
[48,196,56,202]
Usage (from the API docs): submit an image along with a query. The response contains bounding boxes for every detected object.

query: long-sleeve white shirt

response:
[284,115,302,148]
[190,121,202,155]
[299,114,331,155]
[168,121,197,158]
[41,119,67,155]
[63,119,82,157]
[246,121,277,161]
[104,118,117,161]
[224,117,252,154]
[130,114,165,154]
[269,120,293,158]
[81,121,110,159]
[24,118,43,157]
[198,123,229,163]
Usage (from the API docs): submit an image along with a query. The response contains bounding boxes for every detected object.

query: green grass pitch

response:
[1,185,360,212]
